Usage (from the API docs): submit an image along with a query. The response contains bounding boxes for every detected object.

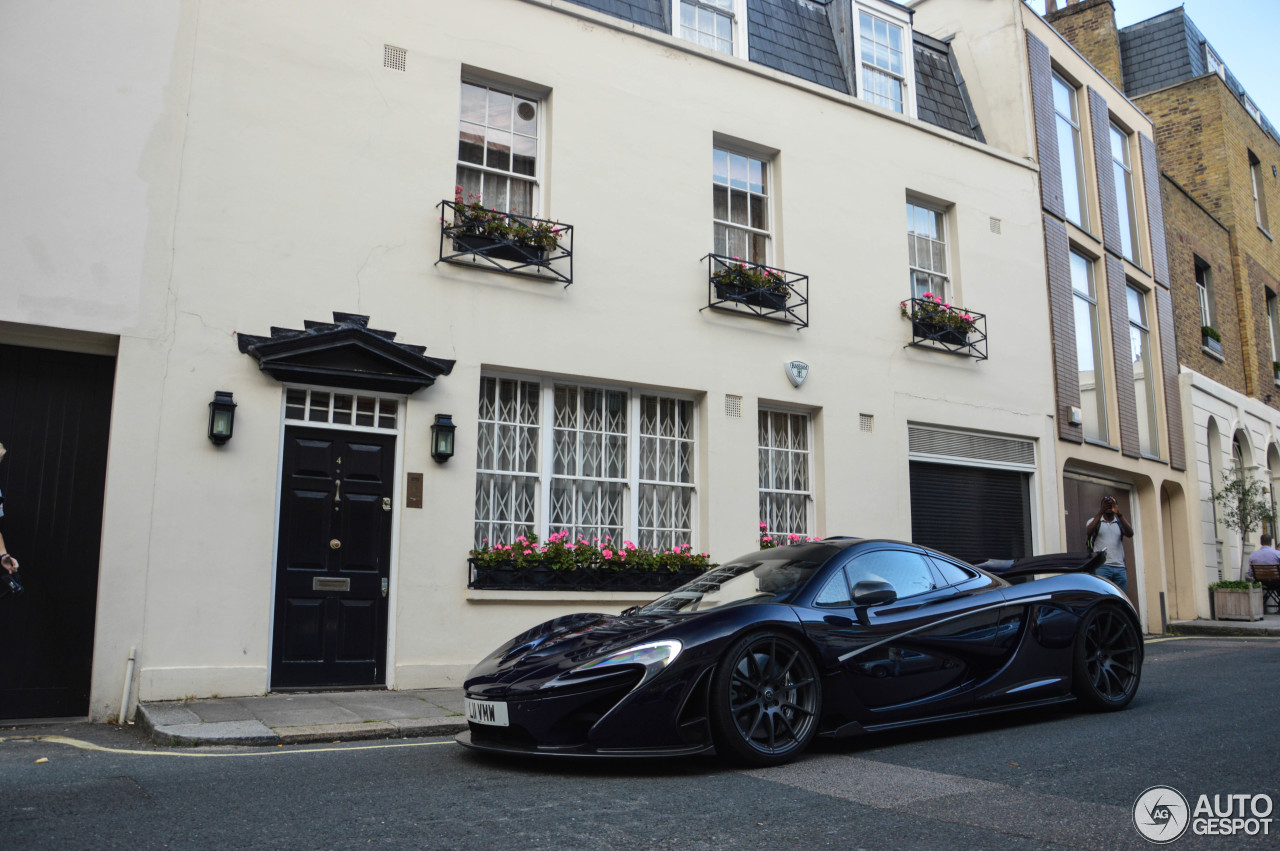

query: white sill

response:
[1260,225,1274,242]
[1201,345,1225,363]
[467,589,659,604]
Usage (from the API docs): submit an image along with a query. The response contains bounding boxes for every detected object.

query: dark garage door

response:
[0,343,115,719]
[909,461,1031,564]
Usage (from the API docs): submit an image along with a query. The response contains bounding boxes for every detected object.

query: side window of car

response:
[813,568,852,607]
[929,556,976,587]
[846,550,936,598]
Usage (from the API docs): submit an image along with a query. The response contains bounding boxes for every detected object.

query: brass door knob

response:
[330,539,342,550]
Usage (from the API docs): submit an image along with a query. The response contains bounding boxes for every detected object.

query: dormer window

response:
[852,1,915,116]
[677,0,744,56]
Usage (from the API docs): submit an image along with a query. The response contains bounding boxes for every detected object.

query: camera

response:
[2,571,22,595]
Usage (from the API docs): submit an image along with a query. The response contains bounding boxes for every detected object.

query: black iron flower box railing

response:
[468,558,707,592]
[903,298,988,360]
[703,254,808,328]
[438,199,573,286]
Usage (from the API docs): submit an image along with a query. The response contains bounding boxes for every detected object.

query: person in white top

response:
[1085,495,1133,592]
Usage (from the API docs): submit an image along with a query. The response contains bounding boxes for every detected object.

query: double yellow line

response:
[0,734,456,758]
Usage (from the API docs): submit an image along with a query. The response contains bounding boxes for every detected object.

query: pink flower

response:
[922,292,933,300]
[763,536,773,543]
[759,521,767,529]
[523,549,532,555]
[619,552,627,561]
[566,544,576,550]
[602,549,614,559]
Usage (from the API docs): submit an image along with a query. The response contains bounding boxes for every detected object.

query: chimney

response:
[1044,0,1124,91]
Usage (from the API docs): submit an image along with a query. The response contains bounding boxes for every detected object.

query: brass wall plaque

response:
[407,472,423,509]
[313,577,350,592]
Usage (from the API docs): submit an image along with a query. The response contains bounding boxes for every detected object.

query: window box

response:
[468,559,708,592]
[705,254,808,327]
[1201,326,1223,358]
[438,198,574,285]
[901,296,987,359]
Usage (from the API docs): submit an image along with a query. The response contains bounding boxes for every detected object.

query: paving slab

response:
[149,720,278,747]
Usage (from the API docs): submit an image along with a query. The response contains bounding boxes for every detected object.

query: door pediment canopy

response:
[237,312,455,393]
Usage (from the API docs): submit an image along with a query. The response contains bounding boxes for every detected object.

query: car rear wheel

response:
[1072,603,1142,711]
[709,631,821,766]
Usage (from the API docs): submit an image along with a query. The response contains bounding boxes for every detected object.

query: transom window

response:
[284,388,398,430]
[1127,285,1160,457]
[678,0,736,55]
[713,147,770,264]
[1052,73,1089,230]
[1110,123,1141,264]
[473,376,696,551]
[1071,251,1108,443]
[858,11,906,113]
[907,202,949,301]
[758,410,812,539]
[457,80,540,217]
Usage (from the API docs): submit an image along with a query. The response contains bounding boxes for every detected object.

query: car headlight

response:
[544,640,683,690]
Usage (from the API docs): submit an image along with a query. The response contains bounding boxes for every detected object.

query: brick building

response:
[1046,0,1280,589]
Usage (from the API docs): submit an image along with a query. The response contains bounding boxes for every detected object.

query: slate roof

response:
[1119,8,1278,143]
[556,0,982,140]
[747,0,848,94]
[913,32,984,142]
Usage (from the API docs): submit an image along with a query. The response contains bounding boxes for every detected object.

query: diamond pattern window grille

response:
[758,410,811,537]
[638,396,695,550]
[549,385,628,543]
[474,377,540,547]
[285,388,398,430]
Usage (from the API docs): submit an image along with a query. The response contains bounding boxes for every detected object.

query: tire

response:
[1071,603,1143,711]
[709,630,821,766]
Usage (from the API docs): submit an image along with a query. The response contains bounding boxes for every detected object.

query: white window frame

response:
[474,371,699,551]
[712,143,773,264]
[1267,291,1280,366]
[1071,250,1109,444]
[1110,121,1142,266]
[906,199,951,303]
[757,407,814,540]
[283,386,401,433]
[1195,257,1214,329]
[1052,72,1090,231]
[851,0,916,118]
[1250,151,1269,232]
[456,75,546,218]
[674,0,748,57]
[1127,284,1161,458]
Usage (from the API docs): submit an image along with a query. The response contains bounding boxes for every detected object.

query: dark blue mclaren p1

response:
[457,538,1142,766]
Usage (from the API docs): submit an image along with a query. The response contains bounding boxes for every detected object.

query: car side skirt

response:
[821,694,1077,738]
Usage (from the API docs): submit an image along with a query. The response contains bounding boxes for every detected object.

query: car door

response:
[800,545,1006,724]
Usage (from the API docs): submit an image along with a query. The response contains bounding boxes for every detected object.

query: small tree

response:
[1212,466,1276,580]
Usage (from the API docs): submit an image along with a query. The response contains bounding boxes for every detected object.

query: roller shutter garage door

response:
[909,462,1032,564]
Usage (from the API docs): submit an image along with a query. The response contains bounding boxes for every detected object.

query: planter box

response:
[1201,334,1224,358]
[469,559,706,592]
[913,320,968,347]
[1212,586,1264,621]
[452,232,547,264]
[714,280,788,311]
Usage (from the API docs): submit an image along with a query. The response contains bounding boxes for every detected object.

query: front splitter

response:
[455,729,713,759]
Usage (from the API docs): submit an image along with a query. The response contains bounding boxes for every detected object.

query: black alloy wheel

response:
[710,631,821,766]
[1072,604,1143,710]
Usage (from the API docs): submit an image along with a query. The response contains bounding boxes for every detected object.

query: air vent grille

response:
[989,217,1002,235]
[859,414,874,433]
[725,394,742,418]
[908,426,1034,468]
[384,44,406,71]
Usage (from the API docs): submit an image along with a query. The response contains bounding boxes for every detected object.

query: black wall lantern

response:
[208,391,237,446]
[430,413,456,462]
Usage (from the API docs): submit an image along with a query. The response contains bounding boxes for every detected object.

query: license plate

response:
[465,697,509,727]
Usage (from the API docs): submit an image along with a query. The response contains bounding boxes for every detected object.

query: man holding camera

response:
[1086,495,1133,592]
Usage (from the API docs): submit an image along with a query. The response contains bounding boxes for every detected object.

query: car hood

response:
[464,611,687,697]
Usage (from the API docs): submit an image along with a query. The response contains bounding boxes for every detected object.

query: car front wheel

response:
[1072,603,1143,711]
[709,630,821,766]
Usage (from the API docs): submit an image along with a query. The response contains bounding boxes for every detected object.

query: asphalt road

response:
[2,636,1277,850]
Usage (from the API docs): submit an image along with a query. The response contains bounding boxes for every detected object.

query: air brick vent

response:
[384,44,406,71]
[725,394,742,418]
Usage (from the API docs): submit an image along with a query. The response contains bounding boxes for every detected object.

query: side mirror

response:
[852,580,897,607]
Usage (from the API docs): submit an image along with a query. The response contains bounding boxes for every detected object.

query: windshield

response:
[638,545,835,614]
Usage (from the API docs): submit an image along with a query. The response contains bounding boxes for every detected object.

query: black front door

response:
[0,343,115,719]
[272,427,395,689]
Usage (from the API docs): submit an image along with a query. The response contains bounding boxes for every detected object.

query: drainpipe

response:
[118,646,137,725]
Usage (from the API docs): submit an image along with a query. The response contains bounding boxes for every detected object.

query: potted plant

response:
[1211,465,1277,589]
[901,292,976,346]
[450,186,562,262]
[1209,579,1264,621]
[468,532,714,591]
[1201,325,1223,357]
[712,259,789,311]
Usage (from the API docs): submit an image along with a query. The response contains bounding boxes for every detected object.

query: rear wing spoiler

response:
[974,551,1105,579]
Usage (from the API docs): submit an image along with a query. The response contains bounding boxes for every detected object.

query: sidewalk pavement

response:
[137,688,468,747]
[1168,611,1280,637]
